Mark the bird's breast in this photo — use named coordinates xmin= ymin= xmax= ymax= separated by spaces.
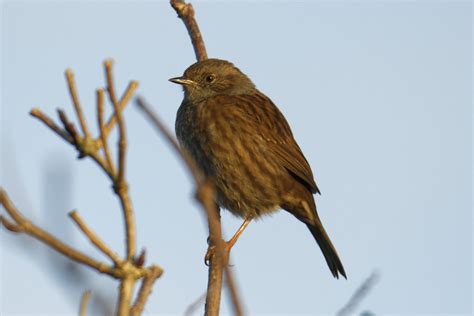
xmin=175 ymin=98 xmax=284 ymax=218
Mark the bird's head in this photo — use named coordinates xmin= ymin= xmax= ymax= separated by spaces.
xmin=169 ymin=58 xmax=255 ymax=102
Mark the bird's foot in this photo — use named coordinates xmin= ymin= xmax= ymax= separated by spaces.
xmin=204 ymin=241 xmax=231 ymax=266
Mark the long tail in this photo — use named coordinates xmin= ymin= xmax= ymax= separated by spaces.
xmin=282 ymin=183 xmax=346 ymax=279
xmin=306 ymin=219 xmax=346 ymax=279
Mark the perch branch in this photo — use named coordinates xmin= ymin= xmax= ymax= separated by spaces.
xmin=170 ymin=0 xmax=208 ymax=61
xmin=169 ymin=1 xmax=245 ymax=314
xmin=136 ymin=97 xmax=243 ymax=316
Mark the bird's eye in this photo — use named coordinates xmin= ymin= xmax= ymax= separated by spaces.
xmin=206 ymin=74 xmax=215 ymax=83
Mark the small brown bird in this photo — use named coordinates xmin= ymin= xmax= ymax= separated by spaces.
xmin=171 ymin=58 xmax=346 ymax=279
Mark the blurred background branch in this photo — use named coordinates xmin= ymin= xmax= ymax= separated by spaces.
xmin=337 ymin=271 xmax=380 ymax=316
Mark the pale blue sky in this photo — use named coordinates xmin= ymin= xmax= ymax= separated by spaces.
xmin=1 ymin=1 xmax=472 ymax=315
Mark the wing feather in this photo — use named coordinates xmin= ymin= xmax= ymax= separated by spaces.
xmin=214 ymin=93 xmax=320 ymax=194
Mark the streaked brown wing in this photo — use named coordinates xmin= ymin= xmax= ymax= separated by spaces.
xmin=269 ymin=141 xmax=320 ymax=194
xmin=217 ymin=93 xmax=320 ymax=194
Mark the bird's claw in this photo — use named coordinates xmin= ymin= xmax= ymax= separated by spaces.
xmin=204 ymin=245 xmax=216 ymax=266
xmin=204 ymin=242 xmax=233 ymax=266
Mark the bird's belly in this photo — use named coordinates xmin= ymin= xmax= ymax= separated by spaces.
xmin=206 ymin=139 xmax=285 ymax=218
xmin=176 ymin=102 xmax=286 ymax=218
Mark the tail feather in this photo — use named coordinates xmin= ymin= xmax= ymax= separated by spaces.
xmin=306 ymin=221 xmax=346 ymax=279
xmin=282 ymin=183 xmax=346 ymax=279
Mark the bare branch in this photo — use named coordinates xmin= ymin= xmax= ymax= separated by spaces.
xmin=166 ymin=2 xmax=246 ymax=313
xmin=170 ymin=0 xmax=208 ymax=61
xmin=57 ymin=109 xmax=81 ymax=146
xmin=103 ymin=81 xmax=139 ymax=138
xmin=135 ymin=97 xmax=203 ymax=182
xmin=65 ymin=69 xmax=91 ymax=137
xmin=197 ymin=184 xmax=225 ymax=316
xmin=118 ymin=275 xmax=135 ymax=316
xmin=184 ymin=292 xmax=206 ymax=316
xmin=97 ymin=88 xmax=116 ymax=174
xmin=69 ymin=210 xmax=122 ymax=266
xmin=130 ymin=265 xmax=164 ymax=316
xmin=224 ymin=265 xmax=244 ymax=316
xmin=30 ymin=108 xmax=74 ymax=144
xmin=0 ymin=215 xmax=23 ymax=233
xmin=104 ymin=61 xmax=136 ymax=262
xmin=79 ymin=290 xmax=92 ymax=316
xmin=0 ymin=188 xmax=120 ymax=278
xmin=104 ymin=60 xmax=119 ymax=106
xmin=3 ymin=61 xmax=161 ymax=315
xmin=337 ymin=271 xmax=380 ymax=316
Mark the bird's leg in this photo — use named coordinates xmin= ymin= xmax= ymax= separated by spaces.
xmin=205 ymin=217 xmax=252 ymax=266
xmin=227 ymin=217 xmax=252 ymax=249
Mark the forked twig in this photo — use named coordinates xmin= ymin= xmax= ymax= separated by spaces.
xmin=1 ymin=61 xmax=162 ymax=316
xmin=130 ymin=265 xmax=164 ymax=316
xmin=0 ymin=188 xmax=120 ymax=278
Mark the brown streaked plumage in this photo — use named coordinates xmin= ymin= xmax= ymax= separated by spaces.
xmin=171 ymin=58 xmax=346 ymax=279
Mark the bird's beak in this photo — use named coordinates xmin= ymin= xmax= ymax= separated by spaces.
xmin=169 ymin=76 xmax=197 ymax=86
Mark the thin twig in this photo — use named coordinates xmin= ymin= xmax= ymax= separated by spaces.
xmin=30 ymin=108 xmax=74 ymax=144
xmin=104 ymin=60 xmax=119 ymax=110
xmin=104 ymin=60 xmax=136 ymax=261
xmin=135 ymin=97 xmax=203 ymax=182
xmin=57 ymin=109 xmax=81 ymax=145
xmin=103 ymin=81 xmax=139 ymax=138
xmin=5 ymin=61 xmax=159 ymax=316
xmin=224 ymin=265 xmax=244 ymax=316
xmin=103 ymin=61 xmax=139 ymax=315
xmin=184 ymin=292 xmax=207 ymax=316
xmin=69 ymin=210 xmax=122 ymax=266
xmin=31 ymin=107 xmax=113 ymax=179
xmin=130 ymin=265 xmax=164 ymax=316
xmin=0 ymin=188 xmax=121 ymax=278
xmin=170 ymin=0 xmax=208 ymax=61
xmin=106 ymin=61 xmax=127 ymax=186
xmin=337 ymin=271 xmax=380 ymax=316
xmin=79 ymin=290 xmax=92 ymax=316
xmin=97 ymin=88 xmax=116 ymax=174
xmin=65 ymin=69 xmax=91 ymax=137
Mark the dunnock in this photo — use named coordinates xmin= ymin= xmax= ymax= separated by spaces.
xmin=171 ymin=58 xmax=346 ymax=279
